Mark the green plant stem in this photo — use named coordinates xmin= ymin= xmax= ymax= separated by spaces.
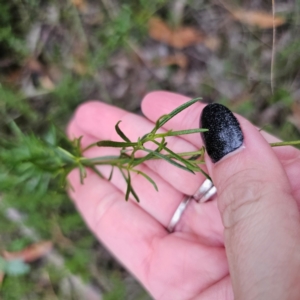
xmin=270 ymin=141 xmax=300 ymax=147
xmin=79 ymin=150 xmax=205 ymax=167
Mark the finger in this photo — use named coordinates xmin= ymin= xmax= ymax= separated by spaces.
xmin=67 ymin=118 xmax=96 ymax=146
xmin=197 ymin=276 xmax=233 ymax=300
xmin=68 ymin=170 xmax=229 ymax=300
xmin=69 ymin=119 xmax=224 ymax=245
xmin=141 ymin=91 xmax=300 ymax=161
xmin=201 ymin=103 xmax=300 ymax=299
xmin=82 ymin=145 xmax=183 ymax=228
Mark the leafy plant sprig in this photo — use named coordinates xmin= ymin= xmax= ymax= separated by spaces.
xmin=75 ymin=97 xmax=210 ymax=202
xmin=1 ymin=97 xmax=300 ymax=203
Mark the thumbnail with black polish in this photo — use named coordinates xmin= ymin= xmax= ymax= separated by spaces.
xmin=200 ymin=103 xmax=244 ymax=163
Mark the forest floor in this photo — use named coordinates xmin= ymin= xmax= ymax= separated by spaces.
xmin=0 ymin=0 xmax=299 ymax=299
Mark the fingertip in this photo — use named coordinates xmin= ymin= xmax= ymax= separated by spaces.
xmin=73 ymin=100 xmax=126 ymax=140
xmin=73 ymin=100 xmax=102 ymax=125
xmin=141 ymin=90 xmax=190 ymax=115
xmin=66 ymin=118 xmax=98 ymax=149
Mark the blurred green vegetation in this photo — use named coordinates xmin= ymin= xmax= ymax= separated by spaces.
xmin=1 ymin=0 xmax=300 ymax=298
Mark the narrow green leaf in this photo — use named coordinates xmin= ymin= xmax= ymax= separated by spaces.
xmin=158 ymin=138 xmax=167 ymax=151
xmin=143 ymin=148 xmax=195 ymax=174
xmin=151 ymin=115 xmax=168 ymax=134
xmin=119 ymin=168 xmax=140 ymax=202
xmin=155 ymin=97 xmax=202 ymax=130
xmin=97 ymin=140 xmax=137 ymax=147
xmin=90 ymin=166 xmax=104 ymax=179
xmin=130 ymin=185 xmax=140 ymax=203
xmin=187 ymin=154 xmax=201 ymax=161
xmin=76 ymin=136 xmax=83 ymax=149
xmin=8 ymin=121 xmax=24 ymax=139
xmin=131 ymin=150 xmax=156 ymax=167
xmin=82 ymin=142 xmax=98 ymax=152
xmin=108 ymin=167 xmax=114 ymax=181
xmin=119 ymin=168 xmax=131 ymax=201
xmin=78 ymin=164 xmax=86 ymax=184
xmin=133 ymin=169 xmax=158 ymax=191
xmin=198 ymin=167 xmax=212 ymax=181
xmin=125 ymin=171 xmax=131 ymax=201
xmin=115 ymin=121 xmax=131 ymax=142
xmin=56 ymin=147 xmax=76 ymax=163
xmin=154 ymin=128 xmax=208 ymax=137
xmin=44 ymin=124 xmax=57 ymax=146
xmin=152 ymin=141 xmax=196 ymax=171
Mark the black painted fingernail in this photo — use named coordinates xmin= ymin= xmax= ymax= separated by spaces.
xmin=200 ymin=103 xmax=244 ymax=163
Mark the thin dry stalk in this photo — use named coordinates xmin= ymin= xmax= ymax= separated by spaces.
xmin=271 ymin=0 xmax=276 ymax=94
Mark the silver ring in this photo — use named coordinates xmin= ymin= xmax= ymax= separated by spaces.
xmin=167 ymin=179 xmax=217 ymax=233
xmin=193 ymin=179 xmax=214 ymax=202
xmin=167 ymin=195 xmax=192 ymax=233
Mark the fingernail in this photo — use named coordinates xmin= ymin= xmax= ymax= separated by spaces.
xmin=200 ymin=103 xmax=244 ymax=163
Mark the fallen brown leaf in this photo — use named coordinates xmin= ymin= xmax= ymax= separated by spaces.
xmin=71 ymin=0 xmax=87 ymax=12
xmin=39 ymin=75 xmax=55 ymax=90
xmin=203 ymin=36 xmax=220 ymax=51
xmin=27 ymin=58 xmax=43 ymax=73
xmin=157 ymin=53 xmax=188 ymax=69
xmin=231 ymin=9 xmax=285 ymax=29
xmin=27 ymin=58 xmax=56 ymax=91
xmin=148 ymin=17 xmax=204 ymax=49
xmin=72 ymin=59 xmax=89 ymax=75
xmin=4 ymin=69 xmax=23 ymax=85
xmin=2 ymin=241 xmax=53 ymax=263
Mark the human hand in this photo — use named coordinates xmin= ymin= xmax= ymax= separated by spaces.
xmin=67 ymin=91 xmax=300 ymax=300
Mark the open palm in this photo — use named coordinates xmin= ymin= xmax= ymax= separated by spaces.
xmin=67 ymin=91 xmax=300 ymax=300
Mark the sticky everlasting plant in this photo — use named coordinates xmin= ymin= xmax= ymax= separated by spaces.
xmin=1 ymin=97 xmax=300 ymax=203
xmin=0 ymin=98 xmax=208 ymax=202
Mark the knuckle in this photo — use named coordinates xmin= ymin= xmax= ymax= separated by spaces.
xmin=218 ymin=168 xmax=267 ymax=229
xmin=94 ymin=191 xmax=119 ymax=231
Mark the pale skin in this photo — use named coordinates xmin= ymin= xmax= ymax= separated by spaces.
xmin=67 ymin=91 xmax=300 ymax=300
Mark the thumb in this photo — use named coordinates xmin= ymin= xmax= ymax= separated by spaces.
xmin=200 ymin=103 xmax=300 ymax=300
